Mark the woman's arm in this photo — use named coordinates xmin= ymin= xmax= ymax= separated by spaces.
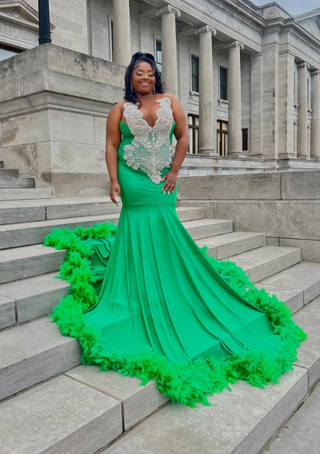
xmin=106 ymin=103 xmax=122 ymax=204
xmin=161 ymin=94 xmax=189 ymax=193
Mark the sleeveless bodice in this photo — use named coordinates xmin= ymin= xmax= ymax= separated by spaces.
xmin=119 ymin=97 xmax=176 ymax=184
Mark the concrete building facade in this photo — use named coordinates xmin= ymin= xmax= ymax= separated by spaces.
xmin=1 ymin=0 xmax=320 ymax=195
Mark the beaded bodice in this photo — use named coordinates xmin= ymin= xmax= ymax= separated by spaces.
xmin=122 ymin=97 xmax=175 ymax=184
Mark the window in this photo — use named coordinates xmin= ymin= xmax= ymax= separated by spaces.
xmin=217 ymin=120 xmax=228 ymax=156
xmin=110 ymin=20 xmax=114 ymax=62
xmin=242 ymin=128 xmax=248 ymax=151
xmin=220 ymin=67 xmax=228 ymax=101
xmin=0 ymin=44 xmax=21 ymax=62
xmin=188 ymin=114 xmax=199 ymax=154
xmin=156 ymin=40 xmax=162 ymax=72
xmin=191 ymin=55 xmax=199 ymax=93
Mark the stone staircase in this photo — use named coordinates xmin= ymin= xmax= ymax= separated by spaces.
xmin=0 ymin=196 xmax=319 ymax=453
xmin=0 ymin=161 xmax=52 ymax=201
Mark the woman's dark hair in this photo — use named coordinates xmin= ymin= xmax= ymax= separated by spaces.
xmin=124 ymin=52 xmax=164 ymax=106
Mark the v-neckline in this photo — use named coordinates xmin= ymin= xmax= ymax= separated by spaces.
xmin=122 ymin=97 xmax=170 ymax=129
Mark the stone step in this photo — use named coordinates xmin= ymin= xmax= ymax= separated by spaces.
xmin=0 ymin=375 xmax=122 ymax=454
xmin=182 ymin=218 xmax=233 ymax=240
xmin=0 ymin=199 xmax=204 ymax=225
xmin=0 ymin=188 xmax=52 ymax=201
xmin=0 ymin=207 xmax=205 ymax=250
xmin=0 ymin=169 xmax=18 ymax=177
xmin=0 ymin=212 xmax=213 ymax=284
xmin=263 ymin=381 xmax=320 ymax=454
xmin=0 ymin=244 xmax=65 ymax=284
xmin=228 ymin=246 xmax=301 ymax=283
xmin=0 ymin=278 xmax=318 ymax=453
xmin=0 ymin=213 xmax=121 ymax=250
xmin=0 ymin=197 xmax=119 ymax=225
xmin=179 ymin=167 xmax=263 ymax=176
xmin=196 ymin=231 xmax=265 ymax=259
xmin=2 ymin=256 xmax=316 ymax=332
xmin=66 ymin=366 xmax=169 ymax=432
xmin=102 ymin=368 xmax=308 ymax=454
xmin=262 ymin=298 xmax=320 ymax=453
xmin=0 ymin=273 xmax=69 ymax=330
xmin=2 ymin=296 xmax=318 ymax=453
xmin=255 ymin=284 xmax=304 ymax=315
xmin=0 ymin=175 xmax=35 ymax=188
xmin=0 ymin=317 xmax=81 ymax=402
xmin=182 ymin=155 xmax=266 ymax=168
xmin=101 ymin=299 xmax=320 ymax=454
xmin=259 ymin=262 xmax=320 ymax=308
xmin=292 ymin=297 xmax=320 ymax=389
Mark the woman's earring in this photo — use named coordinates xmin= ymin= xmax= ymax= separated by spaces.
xmin=131 ymin=82 xmax=134 ymax=92
xmin=153 ymin=87 xmax=156 ymax=94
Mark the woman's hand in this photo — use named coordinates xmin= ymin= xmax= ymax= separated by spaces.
xmin=110 ymin=180 xmax=121 ymax=205
xmin=161 ymin=170 xmax=178 ymax=194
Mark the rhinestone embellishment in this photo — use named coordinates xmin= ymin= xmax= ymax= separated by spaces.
xmin=123 ymin=97 xmax=175 ymax=184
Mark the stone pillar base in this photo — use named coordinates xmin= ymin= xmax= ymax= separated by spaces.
xmin=277 ymin=153 xmax=296 ymax=160
xmin=198 ymin=147 xmax=219 ymax=156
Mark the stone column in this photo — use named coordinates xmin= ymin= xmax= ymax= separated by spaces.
xmin=156 ymin=5 xmax=181 ymax=97
xmin=226 ymin=41 xmax=244 ymax=156
xmin=195 ymin=25 xmax=217 ymax=155
xmin=278 ymin=51 xmax=295 ymax=159
xmin=113 ymin=0 xmax=131 ymax=66
xmin=311 ymin=70 xmax=320 ymax=158
xmin=250 ymin=53 xmax=262 ymax=157
xmin=297 ymin=62 xmax=310 ymax=157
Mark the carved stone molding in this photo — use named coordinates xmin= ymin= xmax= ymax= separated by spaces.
xmin=0 ymin=20 xmax=37 ymax=46
xmin=225 ymin=40 xmax=245 ymax=50
xmin=311 ymin=69 xmax=320 ymax=76
xmin=263 ymin=25 xmax=282 ymax=35
xmin=0 ymin=0 xmax=54 ymax=49
xmin=156 ymin=5 xmax=181 ymax=18
xmin=297 ymin=62 xmax=311 ymax=69
xmin=195 ymin=25 xmax=217 ymax=36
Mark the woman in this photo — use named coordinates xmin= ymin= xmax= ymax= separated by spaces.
xmin=46 ymin=52 xmax=307 ymax=407
xmin=106 ymin=52 xmax=189 ymax=205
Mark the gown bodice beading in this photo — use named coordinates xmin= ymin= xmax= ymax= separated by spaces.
xmin=119 ymin=97 xmax=176 ymax=185
xmin=117 ymin=97 xmax=177 ymax=207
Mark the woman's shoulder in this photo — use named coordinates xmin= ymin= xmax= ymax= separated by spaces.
xmin=160 ymin=93 xmax=176 ymax=102
xmin=110 ymin=100 xmax=127 ymax=117
xmin=114 ymin=100 xmax=127 ymax=109
xmin=160 ymin=94 xmax=181 ymax=107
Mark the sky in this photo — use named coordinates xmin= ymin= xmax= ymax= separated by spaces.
xmin=253 ymin=0 xmax=320 ymax=15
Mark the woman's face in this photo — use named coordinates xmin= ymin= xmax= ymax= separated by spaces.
xmin=131 ymin=61 xmax=156 ymax=95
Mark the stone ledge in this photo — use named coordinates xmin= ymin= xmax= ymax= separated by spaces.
xmin=213 ymin=201 xmax=320 ymax=240
xmin=178 ymin=171 xmax=320 ymax=201
xmin=0 ymin=44 xmax=125 ymax=88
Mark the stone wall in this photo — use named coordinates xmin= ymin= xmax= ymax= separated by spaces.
xmin=177 ymin=171 xmax=320 ymax=263
xmin=0 ymin=44 xmax=125 ymax=197
xmin=26 ymin=0 xmax=88 ymax=54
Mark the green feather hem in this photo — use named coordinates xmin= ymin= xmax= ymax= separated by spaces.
xmin=44 ymin=222 xmax=308 ymax=407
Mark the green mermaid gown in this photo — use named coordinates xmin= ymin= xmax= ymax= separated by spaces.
xmin=45 ymin=97 xmax=307 ymax=406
